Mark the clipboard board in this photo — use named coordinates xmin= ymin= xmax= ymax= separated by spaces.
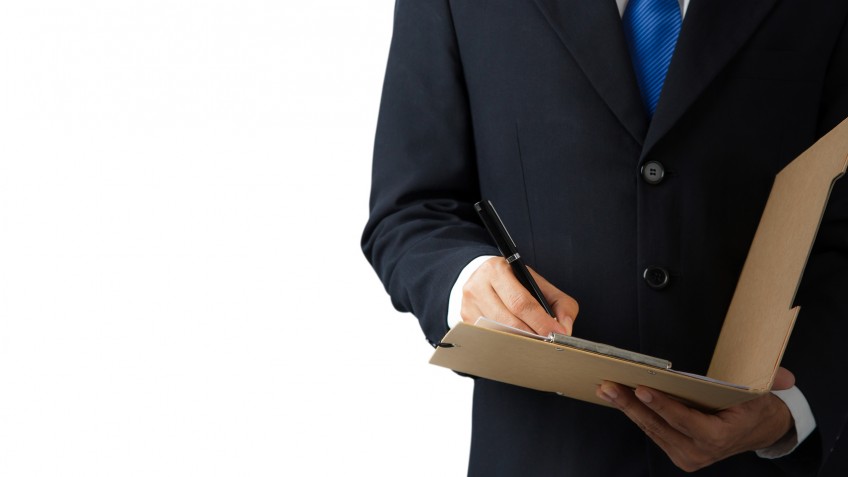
xmin=430 ymin=117 xmax=848 ymax=411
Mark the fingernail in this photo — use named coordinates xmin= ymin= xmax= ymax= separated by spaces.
xmin=635 ymin=388 xmax=652 ymax=403
xmin=596 ymin=387 xmax=613 ymax=403
xmin=600 ymin=383 xmax=618 ymax=400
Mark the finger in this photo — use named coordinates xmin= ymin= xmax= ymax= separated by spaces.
xmin=634 ymin=386 xmax=796 ymax=468
xmin=490 ymin=266 xmax=568 ymax=336
xmin=458 ymin=300 xmax=482 ymax=325
xmin=772 ymin=367 xmax=795 ymax=391
xmin=631 ymin=386 xmax=715 ymax=439
xmin=598 ymin=383 xmax=718 ymax=472
xmin=461 ymin=259 xmax=535 ymax=333
xmin=596 ymin=382 xmax=690 ymax=454
xmin=464 ymin=257 xmax=568 ymax=335
xmin=471 ymin=283 xmax=535 ymax=333
xmin=528 ymin=267 xmax=579 ymax=334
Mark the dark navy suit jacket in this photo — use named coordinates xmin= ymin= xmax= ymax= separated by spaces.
xmin=363 ymin=1 xmax=848 ymax=475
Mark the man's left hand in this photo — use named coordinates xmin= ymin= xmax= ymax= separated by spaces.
xmin=596 ymin=367 xmax=796 ymax=472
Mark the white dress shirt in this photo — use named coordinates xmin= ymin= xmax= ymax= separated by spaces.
xmin=445 ymin=0 xmax=816 ymax=456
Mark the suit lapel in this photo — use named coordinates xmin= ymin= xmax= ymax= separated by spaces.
xmin=533 ymin=0 xmax=648 ymax=145
xmin=642 ymin=0 xmax=781 ymax=159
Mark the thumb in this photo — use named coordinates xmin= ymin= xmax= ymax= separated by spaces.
xmin=772 ymin=367 xmax=795 ymax=391
xmin=527 ymin=267 xmax=579 ymax=335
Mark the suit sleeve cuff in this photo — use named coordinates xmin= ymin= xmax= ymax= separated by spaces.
xmin=446 ymin=255 xmax=498 ymax=329
xmin=755 ymin=386 xmax=817 ymax=459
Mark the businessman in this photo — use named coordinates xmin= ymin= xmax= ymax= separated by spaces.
xmin=363 ymin=0 xmax=848 ymax=475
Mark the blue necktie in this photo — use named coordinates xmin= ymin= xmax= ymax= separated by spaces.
xmin=622 ymin=0 xmax=682 ymax=117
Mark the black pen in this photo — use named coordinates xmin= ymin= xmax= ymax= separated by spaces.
xmin=474 ymin=200 xmax=557 ymax=319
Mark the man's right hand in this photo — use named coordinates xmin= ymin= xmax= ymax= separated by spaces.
xmin=460 ymin=257 xmax=579 ymax=337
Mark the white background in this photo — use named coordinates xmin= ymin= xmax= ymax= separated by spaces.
xmin=0 ymin=2 xmax=472 ymax=475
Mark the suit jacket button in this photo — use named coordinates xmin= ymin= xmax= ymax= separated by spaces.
xmin=643 ymin=266 xmax=670 ymax=290
xmin=641 ymin=161 xmax=666 ymax=185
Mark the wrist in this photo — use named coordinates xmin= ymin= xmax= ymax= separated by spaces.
xmin=761 ymin=394 xmax=795 ymax=450
xmin=756 ymin=386 xmax=816 ymax=459
xmin=755 ymin=394 xmax=798 ymax=458
xmin=446 ymin=255 xmax=498 ymax=328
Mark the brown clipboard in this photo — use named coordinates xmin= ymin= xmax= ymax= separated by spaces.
xmin=430 ymin=117 xmax=848 ymax=411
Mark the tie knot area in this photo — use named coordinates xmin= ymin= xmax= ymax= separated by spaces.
xmin=622 ymin=0 xmax=683 ymax=116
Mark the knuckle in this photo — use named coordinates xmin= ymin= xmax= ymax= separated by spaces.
xmin=459 ymin=303 xmax=476 ymax=323
xmin=704 ymin=427 xmax=729 ymax=449
xmin=710 ymin=438 xmax=729 ymax=452
xmin=461 ymin=281 xmax=477 ymax=300
xmin=475 ymin=258 xmax=499 ymax=277
xmin=554 ymin=295 xmax=579 ymax=319
xmin=569 ymin=298 xmax=580 ymax=315
xmin=646 ymin=398 xmax=664 ymax=414
xmin=616 ymin=397 xmax=635 ymax=413
xmin=488 ymin=257 xmax=508 ymax=272
xmin=506 ymin=292 xmax=534 ymax=315
xmin=637 ymin=418 xmax=663 ymax=438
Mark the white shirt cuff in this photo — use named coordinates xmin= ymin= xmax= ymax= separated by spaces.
xmin=446 ymin=255 xmax=498 ymax=329
xmin=755 ymin=386 xmax=817 ymax=459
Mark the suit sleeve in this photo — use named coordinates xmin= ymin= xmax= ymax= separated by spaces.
xmin=361 ymin=0 xmax=498 ymax=346
xmin=779 ymin=9 xmax=848 ymax=473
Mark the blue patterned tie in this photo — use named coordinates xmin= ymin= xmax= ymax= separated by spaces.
xmin=622 ymin=0 xmax=682 ymax=117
